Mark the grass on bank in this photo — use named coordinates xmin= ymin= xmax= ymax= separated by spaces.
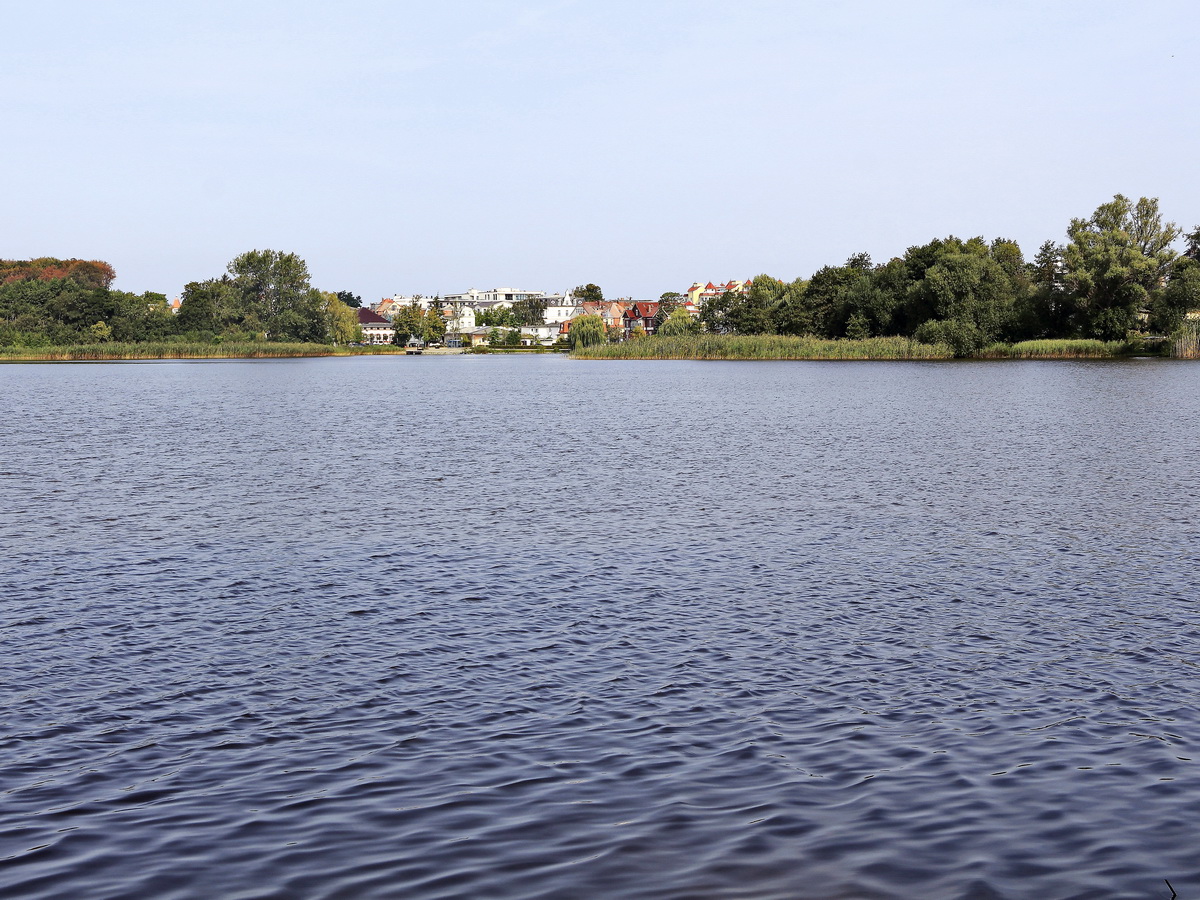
xmin=571 ymin=334 xmax=955 ymax=360
xmin=0 ymin=341 xmax=411 ymax=361
xmin=570 ymin=333 xmax=1166 ymax=361
xmin=976 ymin=339 xmax=1131 ymax=359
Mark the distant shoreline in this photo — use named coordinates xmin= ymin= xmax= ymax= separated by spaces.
xmin=0 ymin=343 xmax=461 ymax=362
xmin=1 ymin=336 xmax=1183 ymax=363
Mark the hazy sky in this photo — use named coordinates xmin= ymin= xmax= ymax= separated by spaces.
xmin=3 ymin=1 xmax=1198 ymax=302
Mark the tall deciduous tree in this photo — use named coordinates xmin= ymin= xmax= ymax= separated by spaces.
xmin=227 ymin=249 xmax=328 ymax=341
xmin=177 ymin=276 xmax=246 ymax=337
xmin=572 ymin=284 xmax=604 ymax=304
xmin=391 ymin=302 xmax=426 ymax=344
xmin=1063 ymin=194 xmax=1181 ymax=339
xmin=909 ymin=252 xmax=1016 ymax=351
xmin=422 ymin=307 xmax=447 ymax=343
xmin=798 ymin=259 xmax=871 ymax=336
xmin=656 ymin=292 xmax=684 ymax=327
xmin=511 ymin=295 xmax=547 ymax=326
xmin=1184 ymin=225 xmax=1200 ymax=262
xmin=110 ymin=291 xmax=175 ymax=342
xmin=699 ymin=287 xmax=734 ymax=333
xmin=1014 ymin=240 xmax=1070 ymax=338
xmin=1153 ymin=256 xmax=1200 ymax=333
xmin=727 ymin=274 xmax=783 ymax=334
xmin=772 ymin=278 xmax=812 ymax=335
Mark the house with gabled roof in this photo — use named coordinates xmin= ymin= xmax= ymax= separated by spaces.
xmin=684 ymin=279 xmax=752 ymax=308
xmin=622 ymin=302 xmax=660 ymax=337
xmin=357 ymin=308 xmax=394 ymax=345
xmin=580 ymin=300 xmax=630 ymax=333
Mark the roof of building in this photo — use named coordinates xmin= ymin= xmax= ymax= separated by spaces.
xmin=625 ymin=302 xmax=660 ymax=318
xmin=357 ymin=308 xmax=391 ymax=325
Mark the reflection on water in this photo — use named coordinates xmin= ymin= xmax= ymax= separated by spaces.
xmin=2 ymin=356 xmax=1199 ymax=899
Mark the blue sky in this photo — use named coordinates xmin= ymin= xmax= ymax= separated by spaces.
xmin=2 ymin=0 xmax=1197 ymax=302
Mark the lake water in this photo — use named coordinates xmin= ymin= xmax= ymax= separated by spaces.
xmin=2 ymin=355 xmax=1199 ymax=899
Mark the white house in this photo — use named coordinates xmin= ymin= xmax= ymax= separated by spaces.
xmin=357 ymin=308 xmax=395 ymax=345
xmin=542 ymin=294 xmax=579 ymax=326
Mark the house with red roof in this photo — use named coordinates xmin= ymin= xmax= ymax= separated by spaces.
xmin=622 ymin=302 xmax=660 ymax=338
xmin=357 ymin=308 xmax=394 ymax=345
xmin=684 ymin=279 xmax=752 ymax=308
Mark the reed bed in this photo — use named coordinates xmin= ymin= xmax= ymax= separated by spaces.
xmin=571 ymin=334 xmax=954 ymax=360
xmin=0 ymin=342 xmax=394 ymax=361
xmin=1170 ymin=326 xmax=1200 ymax=359
xmin=977 ymin=339 xmax=1129 ymax=359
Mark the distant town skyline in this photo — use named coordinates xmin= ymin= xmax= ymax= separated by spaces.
xmin=3 ymin=0 xmax=1198 ymax=302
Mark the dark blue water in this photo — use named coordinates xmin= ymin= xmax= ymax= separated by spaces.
xmin=2 ymin=355 xmax=1199 ymax=899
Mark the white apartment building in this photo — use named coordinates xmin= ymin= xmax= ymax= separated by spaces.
xmin=442 ymin=287 xmax=546 ymax=306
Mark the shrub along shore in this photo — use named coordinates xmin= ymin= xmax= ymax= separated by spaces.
xmin=568 ymin=334 xmax=1150 ymax=361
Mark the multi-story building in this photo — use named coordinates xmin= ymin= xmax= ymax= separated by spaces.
xmin=542 ymin=294 xmax=578 ymax=326
xmin=622 ymin=302 xmax=661 ymax=337
xmin=683 ymin=280 xmax=753 ymax=308
xmin=357 ymin=308 xmax=395 ymax=345
xmin=442 ymin=288 xmax=546 ymax=306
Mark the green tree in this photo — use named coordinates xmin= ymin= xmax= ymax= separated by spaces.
xmin=659 ymin=306 xmax=700 ymax=336
xmin=727 ymin=274 xmax=783 ymax=334
xmin=908 ymin=252 xmax=1017 ymax=350
xmin=1185 ymin=225 xmax=1200 ymax=262
xmin=1063 ymin=194 xmax=1181 ymax=339
xmin=511 ymin=296 xmax=547 ymax=326
xmin=1152 ymin=256 xmax=1200 ymax=333
xmin=110 ymin=291 xmax=175 ymax=342
xmin=323 ymin=291 xmax=361 ymax=344
xmin=422 ymin=307 xmax=447 ymax=343
xmin=227 ymin=249 xmax=326 ymax=341
xmin=573 ymin=283 xmax=604 ymax=304
xmin=336 ymin=290 xmax=362 ymax=308
xmin=772 ymin=279 xmax=812 ymax=335
xmin=699 ymin=287 xmax=735 ymax=333
xmin=391 ymin=302 xmax=427 ymax=344
xmin=0 ymin=276 xmax=108 ymax=343
xmin=1011 ymin=240 xmax=1067 ymax=338
xmin=177 ymin=277 xmax=245 ymax=338
xmin=476 ymin=306 xmax=517 ymax=328
xmin=569 ymin=314 xmax=606 ymax=348
xmin=798 ymin=259 xmax=871 ymax=336
xmin=656 ymin=291 xmax=684 ymax=327
xmin=845 ymin=312 xmax=870 ymax=340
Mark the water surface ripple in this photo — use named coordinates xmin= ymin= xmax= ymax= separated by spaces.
xmin=2 ymin=356 xmax=1199 ymax=899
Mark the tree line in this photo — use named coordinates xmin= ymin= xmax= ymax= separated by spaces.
xmin=691 ymin=195 xmax=1200 ymax=356
xmin=5 ymin=196 xmax=1197 ymax=352
xmin=0 ymin=250 xmax=361 ymax=347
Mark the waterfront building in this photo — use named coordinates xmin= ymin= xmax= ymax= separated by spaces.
xmin=357 ymin=308 xmax=394 ymax=345
xmin=622 ymin=302 xmax=661 ymax=337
